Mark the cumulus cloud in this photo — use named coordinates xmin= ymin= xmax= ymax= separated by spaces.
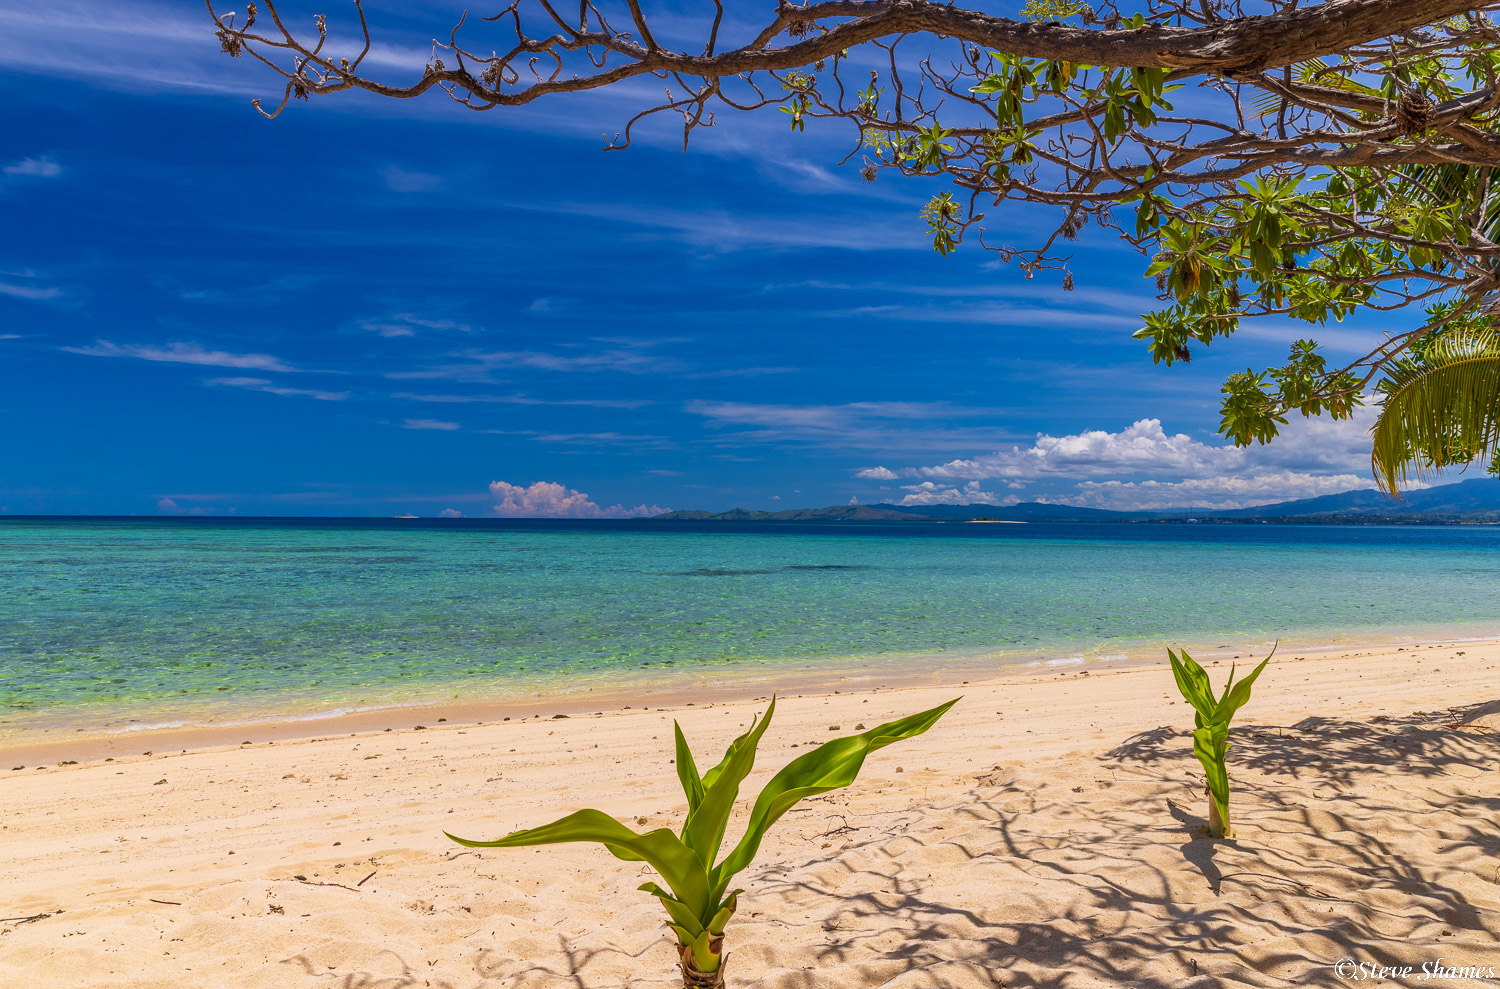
xmin=915 ymin=418 xmax=1237 ymax=481
xmin=862 ymin=408 xmax=1402 ymax=511
xmin=439 ymin=508 xmax=463 ymax=518
xmin=156 ymin=496 xmax=220 ymax=515
xmin=208 ymin=377 xmax=348 ymax=401
xmin=489 ymin=480 xmax=667 ymax=518
xmin=64 ymin=340 xmax=296 ymax=371
xmin=902 ymin=410 xmax=1379 ymax=483
xmin=898 ymin=480 xmax=1020 ymax=507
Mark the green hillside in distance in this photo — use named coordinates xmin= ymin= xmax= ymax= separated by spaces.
xmin=650 ymin=478 xmax=1500 ymax=523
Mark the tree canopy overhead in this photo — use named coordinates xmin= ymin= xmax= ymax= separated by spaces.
xmin=207 ymin=0 xmax=1500 ymax=486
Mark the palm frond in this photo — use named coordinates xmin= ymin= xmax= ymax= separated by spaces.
xmin=1371 ymin=328 xmax=1500 ymax=495
xmin=1251 ymin=59 xmax=1382 ymax=117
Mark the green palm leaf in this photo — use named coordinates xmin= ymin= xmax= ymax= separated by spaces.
xmin=1250 ymin=59 xmax=1381 ymax=117
xmin=1370 ymin=328 xmax=1500 ymax=495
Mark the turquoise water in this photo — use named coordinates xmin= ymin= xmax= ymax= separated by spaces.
xmin=4 ymin=517 xmax=1500 ymax=734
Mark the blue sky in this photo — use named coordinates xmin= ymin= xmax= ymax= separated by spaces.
xmin=0 ymin=1 xmax=1411 ymax=516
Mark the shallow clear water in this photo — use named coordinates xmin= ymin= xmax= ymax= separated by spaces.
xmin=3 ymin=517 xmax=1500 ymax=732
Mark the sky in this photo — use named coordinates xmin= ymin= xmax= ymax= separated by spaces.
xmin=0 ymin=1 xmax=1426 ymax=517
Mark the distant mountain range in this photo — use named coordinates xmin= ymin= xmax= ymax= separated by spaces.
xmin=651 ymin=477 xmax=1500 ymax=523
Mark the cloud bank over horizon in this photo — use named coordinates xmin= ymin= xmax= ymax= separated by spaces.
xmin=857 ymin=408 xmax=1420 ymax=512
xmin=488 ymin=480 xmax=666 ymax=519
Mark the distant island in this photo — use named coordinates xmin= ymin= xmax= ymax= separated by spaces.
xmin=651 ymin=477 xmax=1500 ymax=524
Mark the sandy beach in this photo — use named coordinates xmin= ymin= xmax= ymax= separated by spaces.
xmin=3 ymin=639 xmax=1498 ymax=988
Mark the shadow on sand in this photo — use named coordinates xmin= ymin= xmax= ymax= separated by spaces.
xmin=291 ymin=703 xmax=1500 ymax=988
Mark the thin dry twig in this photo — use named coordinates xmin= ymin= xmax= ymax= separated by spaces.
xmin=0 ymin=910 xmax=60 ymax=925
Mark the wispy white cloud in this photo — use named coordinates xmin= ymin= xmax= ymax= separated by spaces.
xmin=380 ymin=166 xmax=443 ymax=192
xmin=389 ymin=343 xmax=683 ymax=382
xmin=528 ymin=431 xmax=672 ymax=448
xmin=0 ymin=1 xmax=433 ymax=99
xmin=394 ymin=391 xmax=648 ymax=409
xmin=761 ymin=278 xmax=1158 ymax=312
xmin=1068 ymin=472 xmax=1379 ymax=512
xmin=1235 ymin=316 xmax=1398 ymax=357
xmin=515 ymin=198 xmax=927 ymax=253
xmin=64 ymin=340 xmax=296 ymax=371
xmin=360 ymin=312 xmax=476 ymax=337
xmin=476 ymin=348 xmax=675 ymax=373
xmin=822 ymin=301 xmax=1141 ymax=329
xmin=489 ymin=479 xmax=666 ymax=518
xmin=207 ymin=376 xmax=349 ymax=401
xmin=689 ymin=400 xmax=999 ymax=428
xmin=402 ymin=418 xmax=460 ymax=431
xmin=687 ymin=399 xmax=1020 ymax=451
xmin=0 ymin=281 xmax=62 ymax=300
xmin=3 ymin=156 xmax=61 ymax=178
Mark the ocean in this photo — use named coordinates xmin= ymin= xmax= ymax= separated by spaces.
xmin=4 ymin=516 xmax=1499 ymax=736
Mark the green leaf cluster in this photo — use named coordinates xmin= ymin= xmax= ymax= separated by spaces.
xmin=446 ymin=697 xmax=958 ymax=974
xmin=922 ymin=191 xmax=964 ymax=256
xmin=1126 ymin=164 xmax=1500 ymax=446
xmin=951 ymin=41 xmax=1500 ymax=466
xmin=779 ymin=71 xmax=816 ymax=131
xmin=1215 ymin=341 xmax=1363 ymax=447
xmin=1019 ymin=0 xmax=1085 ymax=23
xmin=969 ymin=56 xmax=1168 ymax=145
xmin=1168 ymin=647 xmax=1272 ymax=838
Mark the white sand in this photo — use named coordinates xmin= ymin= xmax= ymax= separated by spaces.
xmin=2 ymin=639 xmax=1498 ymax=987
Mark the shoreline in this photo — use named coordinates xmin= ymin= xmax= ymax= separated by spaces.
xmin=3 ymin=630 xmax=1497 ymax=987
xmin=5 ymin=625 xmax=1495 ymax=766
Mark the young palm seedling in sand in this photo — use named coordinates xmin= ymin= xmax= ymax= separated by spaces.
xmin=1169 ymin=646 xmax=1273 ymax=839
xmin=447 ymin=696 xmax=957 ymax=988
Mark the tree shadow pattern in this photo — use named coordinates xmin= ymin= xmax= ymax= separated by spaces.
xmin=288 ymin=706 xmax=1500 ymax=988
